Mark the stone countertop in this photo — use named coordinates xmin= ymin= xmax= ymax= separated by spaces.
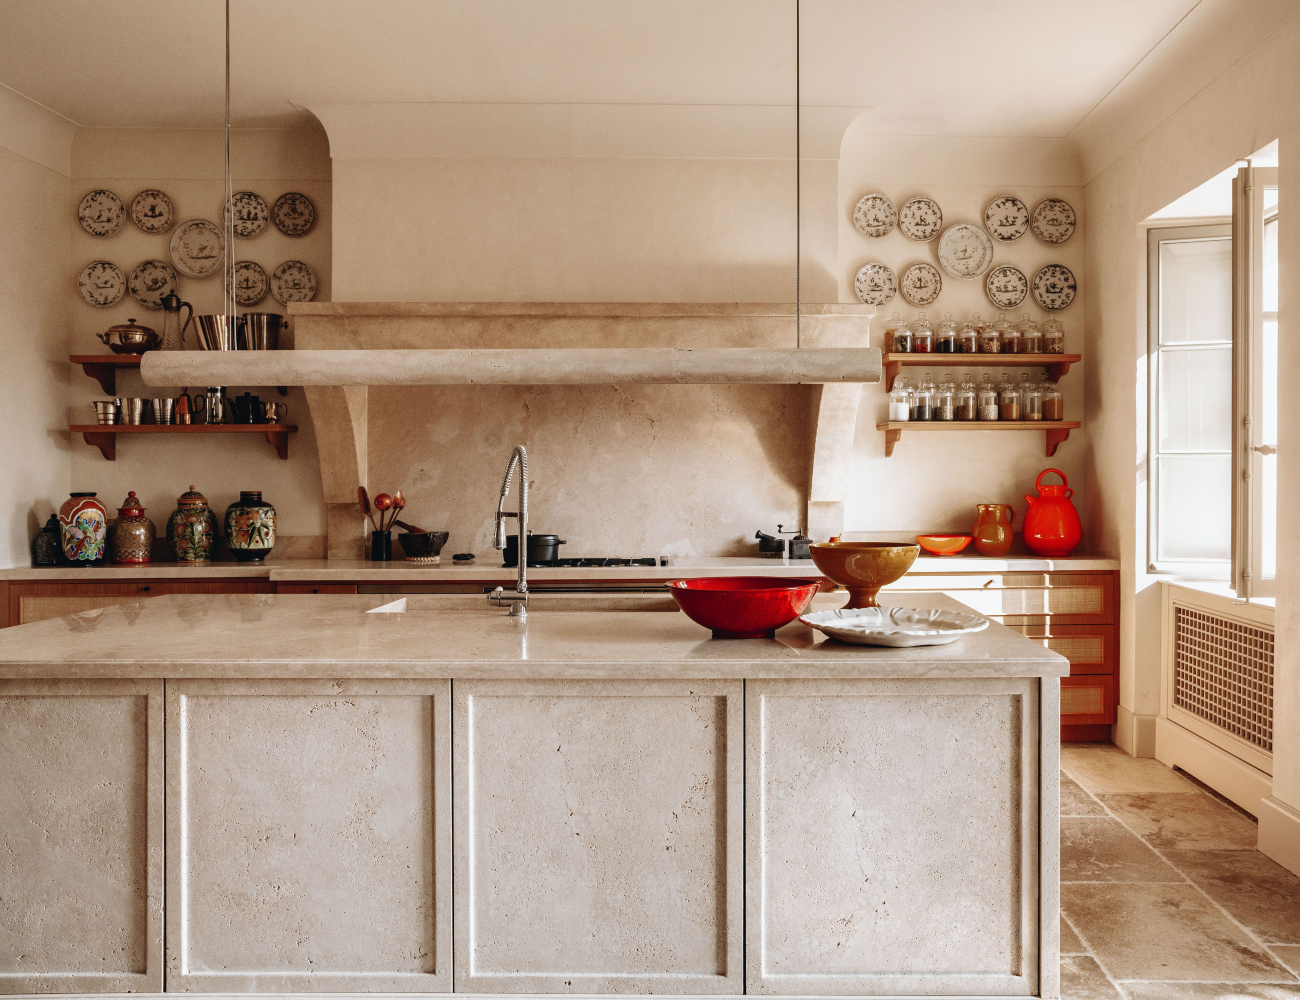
xmin=0 ymin=591 xmax=1068 ymax=681
xmin=0 ymin=554 xmax=1121 ymax=581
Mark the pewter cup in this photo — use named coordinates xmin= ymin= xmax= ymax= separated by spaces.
xmin=265 ymin=401 xmax=288 ymax=423
xmin=124 ymin=398 xmax=146 ymax=425
xmin=194 ymin=314 xmax=238 ymax=351
xmin=151 ymin=398 xmax=175 ymax=425
xmin=239 ymin=312 xmax=283 ymax=350
xmin=92 ymin=400 xmax=119 ymax=425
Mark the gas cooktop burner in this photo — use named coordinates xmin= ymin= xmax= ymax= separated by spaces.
xmin=517 ymin=557 xmax=663 ymax=568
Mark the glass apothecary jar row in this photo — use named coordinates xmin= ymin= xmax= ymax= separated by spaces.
xmin=883 ymin=311 xmax=1065 ymax=355
xmin=888 ymin=372 xmax=1065 ymax=422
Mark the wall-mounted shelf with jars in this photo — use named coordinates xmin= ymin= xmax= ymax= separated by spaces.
xmin=882 ymin=353 xmax=1081 ymax=391
xmin=875 ymin=420 xmax=1081 ymax=458
xmin=70 ymin=424 xmax=297 ymax=462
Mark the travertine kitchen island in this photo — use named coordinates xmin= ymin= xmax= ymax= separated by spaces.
xmin=0 ymin=593 xmax=1065 ymax=999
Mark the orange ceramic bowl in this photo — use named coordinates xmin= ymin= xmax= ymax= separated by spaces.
xmin=668 ymin=577 xmax=822 ymax=639
xmin=916 ymin=534 xmax=974 ymax=556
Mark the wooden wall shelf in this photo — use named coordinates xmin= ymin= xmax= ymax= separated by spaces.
xmin=70 ymin=424 xmax=297 ymax=461
xmin=70 ymin=355 xmax=141 ymax=395
xmin=876 ymin=420 xmax=1081 ymax=458
xmin=883 ymin=353 xmax=1081 ymax=390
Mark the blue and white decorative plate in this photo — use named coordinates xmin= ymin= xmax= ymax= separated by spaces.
xmin=901 ymin=262 xmax=942 ymax=305
xmin=128 ymin=259 xmax=177 ymax=310
xmin=985 ymin=264 xmax=1028 ymax=308
xmin=984 ymin=195 xmax=1030 ymax=241
xmin=1032 ymin=264 xmax=1077 ymax=311
xmin=852 ymin=193 xmax=896 ymax=238
xmin=169 ymin=219 xmax=224 ymax=278
xmin=78 ymin=189 xmax=126 ymax=237
xmin=1031 ymin=198 xmax=1076 ymax=244
xmin=271 ymin=260 xmax=316 ymax=304
xmin=78 ymin=261 xmax=126 ymax=306
xmin=898 ymin=197 xmax=943 ymax=242
xmin=273 ymin=192 xmax=315 ymax=236
xmin=226 ymin=192 xmax=269 ymax=239
xmin=853 ymin=262 xmax=897 ymax=306
xmin=130 ymin=189 xmax=174 ymax=234
xmin=937 ymin=223 xmax=994 ymax=279
xmin=233 ymin=261 xmax=269 ymax=306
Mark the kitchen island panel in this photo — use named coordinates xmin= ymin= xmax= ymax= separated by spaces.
xmin=0 ymin=679 xmax=163 ymax=994
xmin=453 ymin=679 xmax=743 ymax=995
xmin=164 ymin=679 xmax=451 ymax=992
xmin=746 ymin=678 xmax=1041 ymax=997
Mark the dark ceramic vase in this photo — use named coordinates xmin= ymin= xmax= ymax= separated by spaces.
xmin=32 ymin=514 xmax=62 ymax=566
xmin=167 ymin=486 xmax=217 ymax=564
xmin=371 ymin=530 xmax=392 ymax=561
xmin=224 ymin=490 xmax=276 ymax=562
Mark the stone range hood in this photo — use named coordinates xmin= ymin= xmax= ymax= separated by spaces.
xmin=147 ymin=303 xmax=880 ymax=556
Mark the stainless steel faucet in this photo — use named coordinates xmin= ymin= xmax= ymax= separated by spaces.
xmin=488 ymin=445 xmax=528 ymax=617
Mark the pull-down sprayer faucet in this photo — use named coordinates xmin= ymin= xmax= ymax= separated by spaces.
xmin=488 ymin=445 xmax=528 ymax=617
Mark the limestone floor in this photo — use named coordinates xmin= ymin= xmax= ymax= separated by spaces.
xmin=1059 ymin=743 xmax=1300 ymax=999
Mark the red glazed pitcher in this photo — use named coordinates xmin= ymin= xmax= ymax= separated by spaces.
xmin=1023 ymin=469 xmax=1082 ymax=557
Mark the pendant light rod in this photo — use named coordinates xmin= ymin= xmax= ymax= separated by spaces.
xmin=224 ymin=0 xmax=237 ymax=333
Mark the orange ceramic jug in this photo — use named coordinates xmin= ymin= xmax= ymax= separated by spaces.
xmin=1023 ymin=468 xmax=1082 ymax=557
xmin=972 ymin=504 xmax=1015 ymax=557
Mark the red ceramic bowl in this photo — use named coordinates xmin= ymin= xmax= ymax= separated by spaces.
xmin=668 ymin=577 xmax=822 ymax=639
xmin=915 ymin=534 xmax=974 ymax=556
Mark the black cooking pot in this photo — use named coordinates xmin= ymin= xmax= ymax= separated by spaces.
xmin=503 ymin=533 xmax=567 ymax=567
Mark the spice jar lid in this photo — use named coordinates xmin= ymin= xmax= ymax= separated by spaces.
xmin=117 ymin=491 xmax=146 ymax=516
xmin=176 ymin=485 xmax=209 ymax=506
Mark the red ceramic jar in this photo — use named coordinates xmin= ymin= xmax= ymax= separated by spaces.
xmin=668 ymin=577 xmax=821 ymax=639
xmin=1023 ymin=468 xmax=1083 ymax=557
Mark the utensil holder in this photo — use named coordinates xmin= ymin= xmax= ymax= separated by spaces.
xmin=370 ymin=530 xmax=392 ymax=562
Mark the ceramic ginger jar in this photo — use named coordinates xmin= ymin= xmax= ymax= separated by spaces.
xmin=167 ymin=486 xmax=217 ymax=564
xmin=224 ymin=490 xmax=276 ymax=562
xmin=109 ymin=491 xmax=155 ymax=564
xmin=58 ymin=492 xmax=108 ymax=563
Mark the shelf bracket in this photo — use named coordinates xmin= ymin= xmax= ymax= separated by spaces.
xmin=264 ymin=428 xmax=290 ymax=460
xmin=884 ymin=359 xmax=901 ymax=392
xmin=1046 ymin=359 xmax=1073 ymax=383
xmin=79 ymin=361 xmax=117 ymax=395
xmin=1045 ymin=427 xmax=1072 ymax=457
xmin=81 ymin=430 xmax=116 ymax=461
xmin=883 ymin=427 xmax=901 ymax=458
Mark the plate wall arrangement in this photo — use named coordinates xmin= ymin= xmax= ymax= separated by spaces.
xmin=1031 ymin=198 xmax=1076 ymax=244
xmin=128 ymin=259 xmax=178 ymax=309
xmin=984 ymin=195 xmax=1030 ymax=241
xmin=78 ymin=189 xmax=126 ymax=237
xmin=169 ymin=219 xmax=225 ymax=278
xmin=233 ymin=261 xmax=269 ymax=305
xmin=900 ymin=262 xmax=942 ymax=305
xmin=271 ymin=259 xmax=317 ymax=304
xmin=273 ymin=192 xmax=316 ymax=236
xmin=78 ymin=261 xmax=126 ymax=306
xmin=985 ymin=264 xmax=1028 ymax=308
xmin=1032 ymin=264 xmax=1077 ymax=310
xmin=130 ymin=189 xmax=174 ymax=234
xmin=227 ymin=192 xmax=270 ymax=239
xmin=852 ymin=193 xmax=897 ymax=238
xmin=898 ymin=196 xmax=943 ymax=241
xmin=853 ymin=262 xmax=897 ymax=305
xmin=936 ymin=223 xmax=994 ymax=279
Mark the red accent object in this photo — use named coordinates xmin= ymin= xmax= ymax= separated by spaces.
xmin=668 ymin=577 xmax=821 ymax=639
xmin=1023 ymin=468 xmax=1083 ymax=557
xmin=915 ymin=534 xmax=973 ymax=556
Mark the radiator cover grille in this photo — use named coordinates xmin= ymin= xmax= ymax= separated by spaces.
xmin=1173 ymin=606 xmax=1274 ymax=753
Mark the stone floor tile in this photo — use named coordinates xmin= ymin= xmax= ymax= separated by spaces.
xmin=1062 ymin=745 xmax=1196 ymax=795
xmin=1060 ymin=955 xmax=1122 ymax=999
xmin=1164 ymin=850 xmax=1300 ymax=945
xmin=1062 ymin=816 xmax=1182 ymax=882
xmin=1122 ymin=985 xmax=1300 ymax=998
xmin=1098 ymin=792 xmax=1260 ymax=851
xmin=1063 ymin=771 xmax=1108 ymax=816
xmin=1273 ymin=947 xmax=1300 ymax=976
xmin=1062 ymin=915 xmax=1086 ymax=953
xmin=1062 ymin=883 xmax=1295 ymax=982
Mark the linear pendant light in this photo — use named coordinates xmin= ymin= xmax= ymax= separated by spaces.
xmin=223 ymin=0 xmax=236 ymax=333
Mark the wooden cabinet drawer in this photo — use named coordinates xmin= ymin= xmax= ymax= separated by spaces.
xmin=885 ymin=573 xmax=1114 ymax=625
xmin=1007 ymin=624 xmax=1115 ymax=676
xmin=276 ymin=584 xmax=358 ymax=594
xmin=11 ymin=580 xmax=273 ymax=626
xmin=1061 ymin=674 xmax=1116 ymax=726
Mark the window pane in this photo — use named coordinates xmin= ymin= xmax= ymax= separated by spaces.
xmin=1263 ymin=319 xmax=1278 ymax=444
xmin=1158 ymin=347 xmax=1232 ymax=452
xmin=1159 ymin=238 xmax=1232 ymax=344
xmin=1263 ymin=216 xmax=1279 ymax=313
xmin=1158 ymin=455 xmax=1232 ymax=562
xmin=1262 ymin=453 xmax=1277 ymax=580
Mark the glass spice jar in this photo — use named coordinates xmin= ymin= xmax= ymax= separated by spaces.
xmin=1043 ymin=380 xmax=1065 ymax=421
xmin=1020 ymin=313 xmax=1043 ymax=354
xmin=979 ymin=314 xmax=1003 ymax=353
xmin=1021 ymin=373 xmax=1042 ymax=420
xmin=935 ymin=313 xmax=957 ymax=353
xmin=911 ymin=373 xmax=934 ymax=421
xmin=912 ymin=313 xmax=933 ymax=353
xmin=1043 ymin=317 xmax=1064 ymax=354
xmin=889 ymin=376 xmax=912 ymax=421
xmin=1001 ymin=317 xmax=1022 ymax=355
xmin=977 ymin=373 xmax=999 ymax=421
xmin=957 ymin=318 xmax=978 ymax=354
xmin=893 ymin=321 xmax=913 ymax=353
xmin=998 ymin=373 xmax=1022 ymax=421
xmin=883 ymin=311 xmax=905 ymax=353
xmin=956 ymin=376 xmax=977 ymax=420
xmin=933 ymin=378 xmax=955 ymax=420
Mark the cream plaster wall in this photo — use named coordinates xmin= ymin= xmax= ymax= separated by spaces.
xmin=67 ymin=128 xmax=331 ymax=550
xmin=0 ymin=90 xmax=74 ymax=569
xmin=1081 ymin=14 xmax=1300 ymax=860
xmin=837 ymin=134 xmax=1091 ymax=538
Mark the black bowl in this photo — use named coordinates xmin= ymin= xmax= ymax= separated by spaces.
xmin=398 ymin=531 xmax=450 ymax=558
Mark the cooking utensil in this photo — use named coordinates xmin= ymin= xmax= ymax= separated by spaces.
xmin=394 ymin=519 xmax=426 ymax=533
xmin=915 ymin=534 xmax=974 ymax=556
xmin=799 ymin=606 xmax=990 ymax=647
xmin=238 ymin=312 xmax=284 ymax=350
xmin=96 ymin=318 xmax=159 ymax=354
xmin=232 ymin=392 xmax=264 ymax=424
xmin=808 ymin=541 xmax=920 ymax=609
xmin=91 ymin=400 xmax=120 ymax=424
xmin=503 ymin=533 xmax=566 ymax=567
xmin=193 ymin=314 xmax=238 ymax=351
xmin=264 ymin=401 xmax=288 ymax=423
xmin=668 ymin=577 xmax=821 ymax=639
xmin=204 ymin=387 xmax=228 ymax=424
xmin=175 ymin=391 xmax=204 ymax=425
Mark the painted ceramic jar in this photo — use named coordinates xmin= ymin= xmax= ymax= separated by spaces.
xmin=58 ymin=492 xmax=108 ymax=563
xmin=224 ymin=490 xmax=276 ymax=562
xmin=110 ymin=491 xmax=155 ymax=564
xmin=32 ymin=514 xmax=62 ymax=566
xmin=167 ymin=486 xmax=217 ymax=564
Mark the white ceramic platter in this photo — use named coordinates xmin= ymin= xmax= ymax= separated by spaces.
xmin=1033 ymin=264 xmax=1077 ymax=310
xmin=128 ymin=259 xmax=178 ymax=310
xmin=898 ymin=196 xmax=943 ymax=241
xmin=853 ymin=262 xmax=897 ymax=306
xmin=985 ymin=264 xmax=1028 ymax=308
xmin=78 ymin=261 xmax=126 ymax=307
xmin=271 ymin=259 xmax=317 ymax=304
xmin=273 ymin=192 xmax=315 ymax=236
xmin=1031 ymin=198 xmax=1076 ymax=244
xmin=984 ymin=195 xmax=1030 ymax=241
xmin=900 ymin=262 xmax=942 ymax=306
xmin=169 ymin=219 xmax=224 ymax=278
xmin=852 ymin=193 xmax=896 ymax=238
xmin=78 ymin=189 xmax=126 ymax=237
xmin=227 ymin=191 xmax=270 ymax=239
xmin=800 ymin=606 xmax=990 ymax=647
xmin=936 ymin=223 xmax=994 ymax=279
xmin=233 ymin=260 xmax=269 ymax=306
xmin=130 ymin=189 xmax=174 ymax=234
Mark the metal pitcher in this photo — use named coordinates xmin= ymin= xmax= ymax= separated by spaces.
xmin=238 ymin=312 xmax=284 ymax=350
xmin=175 ymin=391 xmax=205 ymax=426
xmin=159 ymin=293 xmax=194 ymax=351
xmin=91 ymin=399 xmax=120 ymax=425
xmin=193 ymin=314 xmax=238 ymax=351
